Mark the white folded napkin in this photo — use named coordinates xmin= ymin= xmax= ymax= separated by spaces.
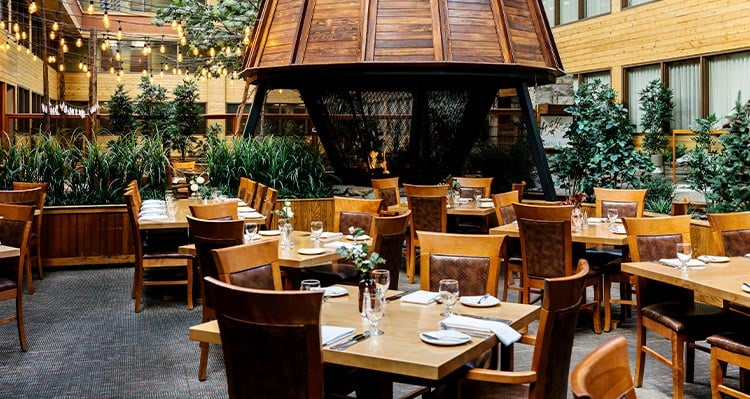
xmin=587 ymin=217 xmax=605 ymax=223
xmin=323 ymin=241 xmax=354 ymax=250
xmin=658 ymin=258 xmax=707 ymax=268
xmin=141 ymin=202 xmax=166 ymax=210
xmin=239 ymin=212 xmax=264 ymax=219
xmin=142 ymin=199 xmax=166 ymax=205
xmin=441 ymin=315 xmax=521 ymax=346
xmin=237 ymin=206 xmax=256 ymax=212
xmin=400 ymin=290 xmax=440 ymax=304
xmin=139 ymin=214 xmax=169 ymax=222
xmin=139 ymin=208 xmax=167 ymax=217
xmin=697 ymin=255 xmax=730 ymax=263
xmin=320 ymin=232 xmax=344 ymax=240
xmin=321 ymin=325 xmax=355 ymax=346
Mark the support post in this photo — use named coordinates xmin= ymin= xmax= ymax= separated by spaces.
xmin=242 ymin=83 xmax=268 ymax=138
xmin=516 ymin=82 xmax=556 ymax=201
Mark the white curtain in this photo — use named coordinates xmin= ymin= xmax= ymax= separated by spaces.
xmin=627 ymin=0 xmax=654 ymax=6
xmin=668 ymin=60 xmax=700 ymax=130
xmin=709 ymin=51 xmax=750 ymax=126
xmin=542 ymin=0 xmax=555 ymax=26
xmin=560 ymin=0 xmax=578 ymax=24
xmin=582 ymin=71 xmax=611 ymax=88
xmin=626 ymin=65 xmax=660 ymax=131
xmin=585 ymin=0 xmax=610 ymax=18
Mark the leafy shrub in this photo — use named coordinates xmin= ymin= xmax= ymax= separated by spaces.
xmin=464 ymin=134 xmax=535 ymax=194
xmin=639 ymin=174 xmax=675 ymax=214
xmin=639 ymin=79 xmax=674 ymax=154
xmin=708 ymin=96 xmax=750 ymax=212
xmin=686 ymin=114 xmax=719 ymax=210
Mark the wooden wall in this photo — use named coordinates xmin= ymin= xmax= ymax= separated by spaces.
xmin=552 ymin=0 xmax=750 ymax=97
xmin=0 ymin=50 xmax=58 ymax=99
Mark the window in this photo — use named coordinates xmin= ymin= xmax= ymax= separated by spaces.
xmin=668 ymin=60 xmax=700 ymax=130
xmin=623 ymin=0 xmax=657 ymax=7
xmin=581 ymin=70 xmax=611 ymax=87
xmin=625 ymin=65 xmax=660 ymax=131
xmin=585 ymin=0 xmax=610 ymax=18
xmin=708 ymin=51 xmax=750 ymax=126
xmin=543 ymin=0 xmax=610 ymax=26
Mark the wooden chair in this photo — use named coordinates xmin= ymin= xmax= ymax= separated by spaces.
xmin=0 ymin=187 xmax=44 ymax=294
xmin=707 ymin=211 xmax=750 ymax=256
xmin=211 ymin=239 xmax=283 ymax=290
xmin=458 ymin=263 xmax=589 ymax=399
xmin=186 ymin=216 xmax=245 ymax=381
xmin=0 ymin=204 xmax=34 ymax=351
xmin=623 ymin=215 xmax=739 ymax=398
xmin=371 ymin=177 xmax=401 ymax=215
xmin=492 ymin=190 xmax=523 ymax=302
xmin=403 ymin=183 xmax=448 ymax=197
xmin=671 ymin=196 xmax=691 ymax=216
xmin=239 ymin=177 xmax=257 ymax=206
xmin=512 ymin=181 xmax=527 ymax=202
xmin=170 ymin=161 xmax=196 ymax=198
xmin=592 ymin=187 xmax=647 ymax=333
xmin=455 ymin=177 xmax=493 ymax=198
xmin=202 ymin=277 xmax=324 ymax=399
xmin=124 ymin=189 xmax=193 ymax=313
xmin=189 ymin=201 xmax=239 ymax=220
xmin=417 ymin=231 xmax=504 ymax=296
xmin=406 ymin=195 xmax=447 ymax=283
xmin=332 ymin=196 xmax=383 ymax=237
xmin=570 ymin=336 xmax=637 ymax=399
xmin=12 ymin=182 xmax=48 ymax=282
xmin=252 ymin=183 xmax=267 ymax=213
xmin=513 ymin=203 xmax=601 ymax=333
xmin=237 ymin=177 xmax=252 ymax=202
xmin=372 ymin=211 xmax=410 ymax=290
xmin=259 ymin=187 xmax=278 ymax=229
xmin=707 ymin=331 xmax=750 ymax=399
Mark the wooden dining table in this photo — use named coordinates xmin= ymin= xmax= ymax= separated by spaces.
xmin=138 ymin=199 xmax=265 ymax=230
xmin=489 ymin=220 xmax=629 ymax=246
xmin=189 ymin=286 xmax=540 ymax=398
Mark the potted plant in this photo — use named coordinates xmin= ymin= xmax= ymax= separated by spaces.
xmin=639 ymin=79 xmax=674 ymax=173
xmin=335 ymin=227 xmax=385 ymax=313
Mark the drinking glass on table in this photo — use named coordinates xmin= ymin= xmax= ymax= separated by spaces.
xmin=607 ymin=208 xmax=619 ymax=232
xmin=438 ymin=279 xmax=459 ymax=317
xmin=363 ymin=290 xmax=385 ymax=336
xmin=371 ymin=269 xmax=390 ymax=299
xmin=310 ymin=220 xmax=324 ymax=247
xmin=244 ymin=222 xmax=258 ymax=242
xmin=676 ymin=243 xmax=693 ymax=274
xmin=474 ymin=189 xmax=483 ymax=208
xmin=300 ymin=279 xmax=321 ymax=291
xmin=571 ymin=207 xmax=582 ymax=232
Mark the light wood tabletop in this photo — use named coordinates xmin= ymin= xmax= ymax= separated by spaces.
xmin=0 ymin=245 xmax=20 ymax=259
xmin=138 ymin=199 xmax=265 ymax=230
xmin=189 ymin=286 xmax=540 ymax=381
xmin=622 ymin=257 xmax=750 ymax=308
xmin=490 ymin=220 xmax=629 ymax=246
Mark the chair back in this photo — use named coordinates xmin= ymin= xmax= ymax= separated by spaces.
xmin=594 ymin=187 xmax=647 ymax=218
xmin=418 ymin=231 xmax=505 ymax=296
xmin=372 ymin=211 xmax=410 ymax=289
xmin=407 ymin=195 xmax=447 ymax=234
xmin=0 ymin=204 xmax=35 ymax=280
xmin=570 ymin=336 xmax=637 ymax=399
xmin=671 ymin=196 xmax=691 ymax=216
xmin=189 ymin=202 xmax=239 ymax=220
xmin=203 ymin=277 xmax=324 ymax=399
xmin=211 ymin=239 xmax=282 ymax=290
xmin=511 ymin=181 xmax=526 ymax=202
xmin=371 ymin=177 xmax=400 ymax=211
xmin=454 ymin=177 xmax=493 ymax=198
xmin=333 ymin=197 xmax=382 ymax=236
xmin=253 ymin=183 xmax=267 ymax=211
xmin=237 ymin=177 xmax=252 ymax=202
xmin=707 ymin=211 xmax=750 ymax=256
xmin=513 ymin=203 xmax=574 ymax=280
xmin=529 ymin=264 xmax=588 ymax=399
xmin=260 ymin=187 xmax=278 ymax=227
xmin=240 ymin=178 xmax=257 ymax=206
xmin=0 ymin=188 xmax=43 ymax=208
xmin=492 ymin=190 xmax=519 ymax=224
xmin=403 ymin=184 xmax=447 ymax=197
xmin=11 ymin=182 xmax=48 ymax=251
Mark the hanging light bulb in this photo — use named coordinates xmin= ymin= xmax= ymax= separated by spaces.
xmin=109 ymin=66 xmax=115 ymax=74
xmin=0 ymin=21 xmax=5 ymax=30
xmin=62 ymin=44 xmax=68 ymax=53
xmin=50 ymin=31 xmax=56 ymax=40
xmin=159 ymin=70 xmax=164 ymax=77
xmin=60 ymin=37 xmax=66 ymax=46
xmin=236 ymin=47 xmax=242 ymax=57
xmin=244 ymin=26 xmax=251 ymax=35
xmin=83 ymin=63 xmax=88 ymax=72
xmin=176 ymin=24 xmax=183 ymax=36
xmin=209 ymin=47 xmax=216 ymax=57
xmin=180 ymin=36 xmax=187 ymax=46
xmin=76 ymin=37 xmax=83 ymax=48
xmin=163 ymin=63 xmax=168 ymax=71
xmin=160 ymin=36 xmax=165 ymax=53
xmin=103 ymin=11 xmax=110 ymax=29
xmin=171 ymin=20 xmax=177 ymax=29
xmin=191 ymin=47 xmax=199 ymax=56
xmin=142 ymin=69 xmax=147 ymax=77
xmin=172 ymin=67 xmax=176 ymax=74
xmin=13 ymin=23 xmax=20 ymax=33
xmin=232 ymin=71 xmax=238 ymax=80
xmin=177 ymin=52 xmax=183 ymax=63
xmin=21 ymin=31 xmax=27 ymax=40
xmin=78 ymin=60 xmax=84 ymax=69
xmin=86 ymin=70 xmax=91 ymax=78
xmin=59 ymin=64 xmax=64 ymax=72
xmin=52 ymin=21 xmax=59 ymax=31
xmin=115 ymin=49 xmax=120 ymax=61
xmin=26 ymin=48 xmax=30 ymax=55
xmin=117 ymin=23 xmax=123 ymax=41
xmin=14 ymin=32 xmax=19 ymax=41
xmin=87 ymin=0 xmax=94 ymax=14
xmin=29 ymin=1 xmax=38 ymax=14
xmin=243 ymin=35 xmax=250 ymax=46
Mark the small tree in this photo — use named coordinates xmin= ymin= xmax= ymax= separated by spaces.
xmin=134 ymin=76 xmax=170 ymax=137
xmin=168 ymin=79 xmax=204 ymax=160
xmin=639 ymin=79 xmax=674 ymax=154
xmin=107 ymin=84 xmax=135 ymax=135
xmin=708 ymin=95 xmax=750 ymax=212
xmin=686 ymin=114 xmax=719 ymax=210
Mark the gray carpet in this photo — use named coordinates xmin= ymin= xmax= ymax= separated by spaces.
xmin=0 ymin=266 xmax=742 ymax=398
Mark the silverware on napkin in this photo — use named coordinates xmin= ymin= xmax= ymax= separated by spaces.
xmin=453 ymin=313 xmax=510 ymax=323
xmin=439 ymin=322 xmax=492 ymax=338
xmin=384 ymin=289 xmax=417 ymax=302
xmin=330 ymin=331 xmax=371 ymax=350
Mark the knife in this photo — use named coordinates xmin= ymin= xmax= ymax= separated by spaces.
xmin=454 ymin=313 xmax=510 ymax=324
xmin=385 ymin=289 xmax=417 ymax=302
xmin=331 ymin=331 xmax=371 ymax=350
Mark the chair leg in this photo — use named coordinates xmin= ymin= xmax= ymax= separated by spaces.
xmin=24 ymin=256 xmax=34 ymax=295
xmin=198 ymin=342 xmax=210 ymax=381
xmin=672 ymin=335 xmax=686 ymax=399
xmin=686 ymin=342 xmax=695 ymax=383
xmin=407 ymin=243 xmax=416 ymax=284
xmin=186 ymin=259 xmax=194 ymax=310
xmin=592 ymin=279 xmax=602 ymax=334
xmin=501 ymin=259 xmax=510 ymax=302
xmin=16 ymin=296 xmax=27 ymax=351
xmin=134 ymin=264 xmax=144 ymax=313
xmin=710 ymin=349 xmax=724 ymax=399
xmin=635 ymin=320 xmax=647 ymax=387
xmin=603 ymin=273 xmax=613 ymax=332
xmin=36 ymin=244 xmax=44 ymax=280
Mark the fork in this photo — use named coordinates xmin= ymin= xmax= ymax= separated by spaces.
xmin=439 ymin=322 xmax=492 ymax=338
xmin=476 ymin=293 xmax=490 ymax=304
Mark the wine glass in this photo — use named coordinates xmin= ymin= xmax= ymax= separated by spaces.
xmin=278 ymin=219 xmax=289 ymax=249
xmin=310 ymin=220 xmax=324 ymax=247
xmin=364 ymin=291 xmax=385 ymax=336
xmin=438 ymin=279 xmax=459 ymax=317
xmin=571 ymin=208 xmax=582 ymax=232
xmin=676 ymin=243 xmax=693 ymax=273
xmin=474 ymin=189 xmax=483 ymax=208
xmin=371 ymin=269 xmax=390 ymax=299
xmin=300 ymin=279 xmax=321 ymax=291
xmin=244 ymin=222 xmax=258 ymax=242
xmin=607 ymin=208 xmax=619 ymax=232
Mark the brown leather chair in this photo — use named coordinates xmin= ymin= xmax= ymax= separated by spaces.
xmin=189 ymin=201 xmax=239 ymax=220
xmin=186 ymin=216 xmax=245 ymax=381
xmin=492 ymin=190 xmax=523 ymax=302
xmin=513 ymin=203 xmax=601 ymax=333
xmin=418 ymin=231 xmax=504 ymax=296
xmin=623 ymin=215 xmax=738 ymax=398
xmin=12 ymin=182 xmax=48 ymax=282
xmin=259 ymin=187 xmax=278 ymax=229
xmin=0 ymin=204 xmax=35 ymax=351
xmin=371 ymin=211 xmax=410 ymax=290
xmin=0 ymin=187 xmax=44 ymax=294
xmin=707 ymin=211 xmax=750 ymax=256
xmin=211 ymin=239 xmax=283 ymax=290
xmin=707 ymin=331 xmax=750 ymax=399
xmin=124 ymin=185 xmax=193 ymax=313
xmin=202 ymin=276 xmax=324 ymax=399
xmin=371 ymin=177 xmax=400 ymax=215
xmin=406 ymin=195 xmax=447 ymax=284
xmin=570 ymin=336 xmax=637 ymax=399
xmin=333 ymin=196 xmax=383 ymax=237
xmin=454 ymin=176 xmax=493 ymax=198
xmin=671 ymin=196 xmax=691 ymax=216
xmin=458 ymin=263 xmax=589 ymax=399
xmin=512 ymin=181 xmax=527 ymax=202
xmin=403 ymin=183 xmax=448 ymax=197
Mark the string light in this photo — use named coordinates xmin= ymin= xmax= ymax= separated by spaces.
xmin=50 ymin=31 xmax=56 ymax=40
xmin=115 ymin=48 xmax=121 ymax=61
xmin=103 ymin=11 xmax=110 ymax=29
xmin=160 ymin=36 xmax=165 ymax=53
xmin=117 ymin=22 xmax=123 ymax=41
xmin=76 ymin=37 xmax=83 ymax=48
xmin=29 ymin=2 xmax=37 ymax=14
xmin=52 ymin=21 xmax=59 ymax=31
xmin=87 ymin=0 xmax=94 ymax=14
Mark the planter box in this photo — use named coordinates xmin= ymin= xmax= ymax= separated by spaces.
xmin=273 ymin=198 xmax=335 ymax=232
xmin=42 ymin=204 xmax=135 ymax=267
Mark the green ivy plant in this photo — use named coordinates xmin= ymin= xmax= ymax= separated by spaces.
xmin=708 ymin=96 xmax=750 ymax=212
xmin=639 ymin=79 xmax=674 ymax=155
xmin=550 ymin=80 xmax=653 ymax=196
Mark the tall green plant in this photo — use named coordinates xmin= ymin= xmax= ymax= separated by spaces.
xmin=107 ymin=84 xmax=136 ymax=135
xmin=168 ymin=79 xmax=204 ymax=160
xmin=639 ymin=79 xmax=674 ymax=154
xmin=686 ymin=114 xmax=719 ymax=210
xmin=134 ymin=76 xmax=171 ymax=137
xmin=708 ymin=96 xmax=750 ymax=212
xmin=551 ymin=80 xmax=652 ymax=196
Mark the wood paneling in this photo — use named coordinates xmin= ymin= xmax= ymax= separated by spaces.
xmin=273 ymin=198 xmax=335 ymax=232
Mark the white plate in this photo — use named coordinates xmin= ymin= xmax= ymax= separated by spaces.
xmin=611 ymin=226 xmax=627 ymax=235
xmin=742 ymin=284 xmax=750 ymax=293
xmin=258 ymin=230 xmax=281 ymax=236
xmin=298 ymin=248 xmax=326 ymax=255
xmin=697 ymin=255 xmax=730 ymax=263
xmin=420 ymin=330 xmax=471 ymax=346
xmin=324 ymin=286 xmax=348 ymax=297
xmin=344 ymin=234 xmax=371 ymax=241
xmin=478 ymin=198 xmax=493 ymax=203
xmin=460 ymin=295 xmax=501 ymax=307
xmin=477 ymin=202 xmax=494 ymax=208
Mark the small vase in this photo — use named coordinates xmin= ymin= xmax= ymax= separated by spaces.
xmin=358 ymin=275 xmax=376 ymax=314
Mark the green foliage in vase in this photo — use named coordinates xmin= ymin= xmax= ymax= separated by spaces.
xmin=708 ymin=96 xmax=750 ymax=212
xmin=639 ymin=79 xmax=674 ymax=154
xmin=550 ymin=80 xmax=653 ymax=196
xmin=686 ymin=114 xmax=719 ymax=210
xmin=134 ymin=76 xmax=170 ymax=137
xmin=106 ymin=84 xmax=136 ymax=135
xmin=167 ymin=79 xmax=204 ymax=160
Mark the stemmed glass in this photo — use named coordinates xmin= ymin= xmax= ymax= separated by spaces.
xmin=363 ymin=291 xmax=385 ymax=336
xmin=310 ymin=220 xmax=323 ymax=247
xmin=571 ymin=207 xmax=582 ymax=232
xmin=371 ymin=269 xmax=390 ymax=300
xmin=278 ymin=219 xmax=290 ymax=249
xmin=244 ymin=222 xmax=258 ymax=243
xmin=438 ymin=279 xmax=459 ymax=317
xmin=676 ymin=243 xmax=693 ymax=274
xmin=474 ymin=189 xmax=483 ymax=208
xmin=607 ymin=208 xmax=619 ymax=232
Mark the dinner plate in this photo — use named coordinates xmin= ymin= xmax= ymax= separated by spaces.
xmin=344 ymin=234 xmax=371 ymax=241
xmin=298 ymin=247 xmax=326 ymax=255
xmin=611 ymin=226 xmax=627 ymax=235
xmin=258 ymin=230 xmax=281 ymax=236
xmin=697 ymin=255 xmax=730 ymax=263
xmin=324 ymin=286 xmax=348 ymax=297
xmin=420 ymin=330 xmax=471 ymax=346
xmin=478 ymin=198 xmax=493 ymax=203
xmin=460 ymin=295 xmax=501 ymax=307
xmin=742 ymin=283 xmax=750 ymax=294
xmin=477 ymin=202 xmax=494 ymax=208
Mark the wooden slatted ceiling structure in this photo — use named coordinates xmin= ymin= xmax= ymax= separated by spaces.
xmin=242 ymin=0 xmax=563 ymax=77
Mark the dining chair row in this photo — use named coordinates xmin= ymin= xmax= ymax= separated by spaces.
xmin=237 ymin=176 xmax=277 ymax=228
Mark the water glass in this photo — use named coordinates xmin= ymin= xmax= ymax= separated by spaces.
xmin=438 ymin=279 xmax=459 ymax=317
xmin=310 ymin=220 xmax=324 ymax=247
xmin=607 ymin=208 xmax=619 ymax=232
xmin=278 ymin=219 xmax=289 ymax=248
xmin=676 ymin=243 xmax=693 ymax=274
xmin=474 ymin=190 xmax=482 ymax=208
xmin=363 ymin=290 xmax=385 ymax=336
xmin=371 ymin=269 xmax=390 ymax=299
xmin=300 ymin=279 xmax=321 ymax=291
xmin=571 ymin=208 xmax=582 ymax=232
xmin=212 ymin=189 xmax=222 ymax=202
xmin=244 ymin=222 xmax=258 ymax=242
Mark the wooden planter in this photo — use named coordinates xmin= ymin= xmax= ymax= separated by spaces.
xmin=272 ymin=198 xmax=335 ymax=232
xmin=41 ymin=204 xmax=134 ymax=267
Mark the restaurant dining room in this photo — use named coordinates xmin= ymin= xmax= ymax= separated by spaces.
xmin=2 ymin=0 xmax=750 ymax=398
